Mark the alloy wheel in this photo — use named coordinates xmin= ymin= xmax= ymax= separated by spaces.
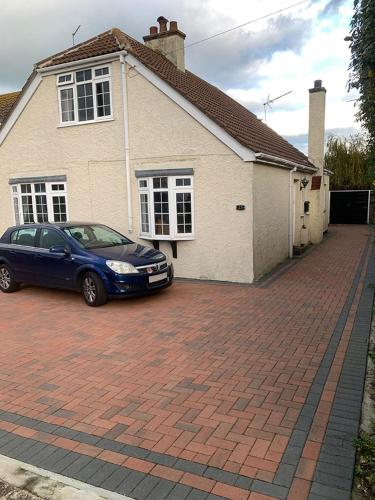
xmin=0 ymin=268 xmax=11 ymax=290
xmin=83 ymin=276 xmax=96 ymax=303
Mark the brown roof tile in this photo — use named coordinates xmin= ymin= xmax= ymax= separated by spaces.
xmin=34 ymin=28 xmax=312 ymax=167
xmin=0 ymin=91 xmax=21 ymax=125
xmin=38 ymin=30 xmax=121 ymax=68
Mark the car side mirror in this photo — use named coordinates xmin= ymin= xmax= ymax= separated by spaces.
xmin=50 ymin=245 xmax=71 ymax=255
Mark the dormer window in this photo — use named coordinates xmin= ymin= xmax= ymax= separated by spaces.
xmin=57 ymin=65 xmax=112 ymax=125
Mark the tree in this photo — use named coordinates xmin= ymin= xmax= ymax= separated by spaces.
xmin=347 ymin=0 xmax=375 ymax=152
xmin=325 ymin=134 xmax=374 ymax=189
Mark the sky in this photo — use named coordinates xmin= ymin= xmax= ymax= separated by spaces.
xmin=0 ymin=0 xmax=361 ymax=153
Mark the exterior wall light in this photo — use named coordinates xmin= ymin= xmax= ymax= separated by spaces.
xmin=300 ymin=177 xmax=309 ymax=190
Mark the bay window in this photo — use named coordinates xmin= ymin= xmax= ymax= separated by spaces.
xmin=138 ymin=174 xmax=194 ymax=240
xmin=57 ymin=65 xmax=112 ymax=125
xmin=10 ymin=181 xmax=68 ymax=225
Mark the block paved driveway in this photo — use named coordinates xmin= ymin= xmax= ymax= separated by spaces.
xmin=0 ymin=225 xmax=373 ymax=500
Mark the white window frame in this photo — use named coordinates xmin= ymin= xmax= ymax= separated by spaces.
xmin=57 ymin=73 xmax=74 ymax=85
xmin=11 ymin=182 xmax=69 ymax=225
xmin=57 ymin=65 xmax=113 ymax=126
xmin=138 ymin=175 xmax=194 ymax=240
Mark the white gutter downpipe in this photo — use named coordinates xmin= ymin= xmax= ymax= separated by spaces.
xmin=120 ymin=53 xmax=133 ymax=233
xmin=289 ymin=167 xmax=297 ymax=258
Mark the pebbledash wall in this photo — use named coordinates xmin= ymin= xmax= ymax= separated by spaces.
xmin=251 ymin=166 xmax=328 ymax=279
xmin=126 ymin=63 xmax=254 ymax=282
xmin=0 ymin=62 xmax=127 ymax=232
xmin=0 ymin=59 xmax=258 ymax=283
xmin=252 ymin=164 xmax=290 ymax=279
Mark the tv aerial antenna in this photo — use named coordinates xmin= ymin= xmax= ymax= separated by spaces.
xmin=72 ymin=25 xmax=81 ymax=46
xmin=263 ymin=90 xmax=292 ymax=122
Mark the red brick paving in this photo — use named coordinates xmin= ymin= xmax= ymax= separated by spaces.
xmin=0 ymin=225 xmax=371 ymax=498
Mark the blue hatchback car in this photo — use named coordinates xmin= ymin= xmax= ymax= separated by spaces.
xmin=0 ymin=223 xmax=173 ymax=306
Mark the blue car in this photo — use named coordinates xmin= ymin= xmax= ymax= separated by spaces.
xmin=0 ymin=223 xmax=173 ymax=306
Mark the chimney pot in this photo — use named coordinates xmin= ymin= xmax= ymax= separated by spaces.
xmin=314 ymin=79 xmax=322 ymax=89
xmin=170 ymin=21 xmax=178 ymax=32
xmin=149 ymin=26 xmax=158 ymax=35
xmin=157 ymin=16 xmax=168 ymax=32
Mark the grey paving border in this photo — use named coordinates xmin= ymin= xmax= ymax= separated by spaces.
xmin=0 ymin=232 xmax=372 ymax=499
xmin=0 ymin=431 xmax=223 ymax=500
xmin=0 ymin=453 xmax=130 ymax=500
xmin=272 ymin=233 xmax=372 ymax=497
xmin=309 ymin=236 xmax=375 ymax=500
xmin=0 ymin=412 xmax=246 ymax=498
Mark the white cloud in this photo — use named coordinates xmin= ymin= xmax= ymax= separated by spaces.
xmin=226 ymin=0 xmax=360 ymax=144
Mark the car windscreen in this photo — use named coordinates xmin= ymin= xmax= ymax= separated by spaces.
xmin=63 ymin=225 xmax=131 ymax=249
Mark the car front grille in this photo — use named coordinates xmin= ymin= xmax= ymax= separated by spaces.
xmin=148 ymin=277 xmax=169 ymax=288
xmin=115 ymin=282 xmax=142 ymax=292
xmin=136 ymin=260 xmax=168 ymax=275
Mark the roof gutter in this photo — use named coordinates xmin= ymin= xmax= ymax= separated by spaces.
xmin=255 ymin=153 xmax=317 ymax=173
xmin=36 ymin=50 xmax=128 ymax=75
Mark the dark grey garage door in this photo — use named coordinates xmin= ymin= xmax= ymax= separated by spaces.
xmin=330 ymin=190 xmax=370 ymax=224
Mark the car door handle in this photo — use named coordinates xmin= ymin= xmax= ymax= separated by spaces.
xmin=34 ymin=254 xmax=43 ymax=259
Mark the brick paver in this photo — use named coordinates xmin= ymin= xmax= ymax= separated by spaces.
xmin=0 ymin=225 xmax=373 ymax=499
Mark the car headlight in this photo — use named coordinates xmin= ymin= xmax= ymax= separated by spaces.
xmin=106 ymin=260 xmax=139 ymax=274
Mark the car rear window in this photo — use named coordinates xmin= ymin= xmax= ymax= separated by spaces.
xmin=11 ymin=228 xmax=37 ymax=247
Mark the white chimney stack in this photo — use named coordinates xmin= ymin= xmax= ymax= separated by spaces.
xmin=308 ymin=80 xmax=326 ymax=173
xmin=143 ymin=17 xmax=186 ymax=72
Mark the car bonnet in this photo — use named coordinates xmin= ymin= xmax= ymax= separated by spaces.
xmin=89 ymin=242 xmax=166 ymax=266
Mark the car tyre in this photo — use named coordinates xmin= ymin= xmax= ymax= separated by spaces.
xmin=0 ymin=264 xmax=20 ymax=293
xmin=82 ymin=271 xmax=107 ymax=307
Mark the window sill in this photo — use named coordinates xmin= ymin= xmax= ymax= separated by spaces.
xmin=57 ymin=117 xmax=114 ymax=128
xmin=140 ymin=236 xmax=194 ymax=258
xmin=140 ymin=235 xmax=195 ymax=242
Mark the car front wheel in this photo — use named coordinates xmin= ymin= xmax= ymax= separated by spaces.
xmin=0 ymin=264 xmax=20 ymax=293
xmin=82 ymin=271 xmax=107 ymax=307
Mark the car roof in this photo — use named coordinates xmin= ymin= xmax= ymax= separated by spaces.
xmin=55 ymin=221 xmax=103 ymax=228
xmin=8 ymin=222 xmax=103 ymax=231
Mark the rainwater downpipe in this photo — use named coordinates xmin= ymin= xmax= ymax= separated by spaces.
xmin=289 ymin=166 xmax=297 ymax=258
xmin=120 ymin=53 xmax=133 ymax=233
